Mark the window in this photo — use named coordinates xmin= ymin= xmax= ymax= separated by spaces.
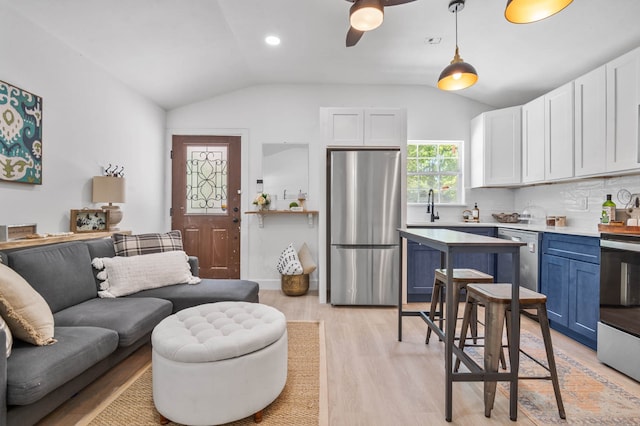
xmin=407 ymin=140 xmax=463 ymax=204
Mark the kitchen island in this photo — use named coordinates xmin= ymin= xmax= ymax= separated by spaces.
xmin=398 ymin=228 xmax=525 ymax=422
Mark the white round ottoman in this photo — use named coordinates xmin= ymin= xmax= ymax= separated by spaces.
xmin=151 ymin=302 xmax=288 ymax=425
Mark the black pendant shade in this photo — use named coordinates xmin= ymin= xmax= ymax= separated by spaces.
xmin=505 ymin=0 xmax=573 ymax=24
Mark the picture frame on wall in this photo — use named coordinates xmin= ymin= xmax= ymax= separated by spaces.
xmin=0 ymin=80 xmax=43 ymax=184
xmin=70 ymin=209 xmax=109 ymax=233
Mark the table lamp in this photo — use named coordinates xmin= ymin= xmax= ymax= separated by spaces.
xmin=92 ymin=176 xmax=126 ymax=231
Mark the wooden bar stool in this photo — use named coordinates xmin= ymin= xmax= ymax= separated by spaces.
xmin=425 ymin=268 xmax=494 ymax=344
xmin=456 ymin=283 xmax=565 ymax=420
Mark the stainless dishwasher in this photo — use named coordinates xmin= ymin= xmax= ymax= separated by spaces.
xmin=496 ymin=228 xmax=540 ymax=291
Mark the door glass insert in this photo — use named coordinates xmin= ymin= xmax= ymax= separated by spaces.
xmin=186 ymin=145 xmax=228 ymax=214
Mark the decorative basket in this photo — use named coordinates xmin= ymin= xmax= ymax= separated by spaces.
xmin=492 ymin=213 xmax=520 ymax=223
xmin=281 ymin=274 xmax=309 ymax=296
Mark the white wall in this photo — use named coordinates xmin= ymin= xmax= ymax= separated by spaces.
xmin=0 ymin=4 xmax=166 ymax=234
xmin=167 ymin=83 xmax=494 ymax=296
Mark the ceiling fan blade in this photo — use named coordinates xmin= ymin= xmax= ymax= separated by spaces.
xmin=346 ymin=27 xmax=364 ymax=47
xmin=384 ymin=0 xmax=416 ymax=6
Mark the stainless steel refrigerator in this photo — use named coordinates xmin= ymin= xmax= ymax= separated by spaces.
xmin=328 ymin=148 xmax=401 ymax=305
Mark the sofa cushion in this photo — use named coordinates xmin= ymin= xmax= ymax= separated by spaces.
xmin=6 ymin=326 xmax=118 ymax=406
xmin=0 ymin=263 xmax=55 ymax=346
xmin=53 ymin=297 xmax=172 ymax=347
xmin=5 ymin=242 xmax=97 ymax=313
xmin=113 ymin=230 xmax=183 ymax=257
xmin=126 ymin=279 xmax=260 ymax=313
xmin=93 ymin=251 xmax=201 ymax=298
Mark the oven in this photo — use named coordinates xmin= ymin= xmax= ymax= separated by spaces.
xmin=598 ymin=233 xmax=640 ymax=381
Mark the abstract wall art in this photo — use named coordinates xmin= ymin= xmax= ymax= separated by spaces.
xmin=0 ymin=80 xmax=43 ymax=184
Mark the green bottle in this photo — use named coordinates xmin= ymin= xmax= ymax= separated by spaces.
xmin=601 ymin=194 xmax=616 ymax=224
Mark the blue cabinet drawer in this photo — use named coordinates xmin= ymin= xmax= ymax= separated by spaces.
xmin=542 ymin=233 xmax=600 ymax=264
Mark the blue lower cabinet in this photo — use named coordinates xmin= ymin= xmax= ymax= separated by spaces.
xmin=540 ymin=233 xmax=600 ymax=349
xmin=406 ymin=227 xmax=496 ymax=302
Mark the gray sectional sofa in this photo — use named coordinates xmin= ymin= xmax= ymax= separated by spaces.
xmin=0 ymin=238 xmax=259 ymax=426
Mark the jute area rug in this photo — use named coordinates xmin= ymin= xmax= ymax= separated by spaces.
xmin=80 ymin=321 xmax=327 ymax=426
xmin=467 ymin=329 xmax=640 ymax=425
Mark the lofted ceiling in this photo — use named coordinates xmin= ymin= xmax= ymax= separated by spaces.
xmin=5 ymin=0 xmax=640 ymax=110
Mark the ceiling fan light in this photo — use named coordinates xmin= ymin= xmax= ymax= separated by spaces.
xmin=505 ymin=0 xmax=573 ymax=24
xmin=350 ymin=0 xmax=384 ymax=32
xmin=437 ymin=48 xmax=478 ymax=91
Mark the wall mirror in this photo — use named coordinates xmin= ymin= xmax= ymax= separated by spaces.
xmin=262 ymin=143 xmax=309 ymax=206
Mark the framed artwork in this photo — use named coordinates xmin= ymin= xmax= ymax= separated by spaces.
xmin=0 ymin=80 xmax=43 ymax=184
xmin=70 ymin=209 xmax=109 ymax=233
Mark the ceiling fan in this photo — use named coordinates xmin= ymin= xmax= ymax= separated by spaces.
xmin=345 ymin=0 xmax=417 ymax=47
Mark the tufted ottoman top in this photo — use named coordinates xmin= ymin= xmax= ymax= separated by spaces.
xmin=152 ymin=302 xmax=286 ymax=363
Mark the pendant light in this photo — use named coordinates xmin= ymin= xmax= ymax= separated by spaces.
xmin=350 ymin=0 xmax=384 ymax=32
xmin=437 ymin=0 xmax=477 ymax=91
xmin=505 ymin=0 xmax=573 ymax=24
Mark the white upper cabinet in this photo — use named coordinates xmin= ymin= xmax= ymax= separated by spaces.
xmin=470 ymin=106 xmax=522 ymax=187
xmin=364 ymin=109 xmax=405 ymax=146
xmin=522 ymin=96 xmax=545 ymax=184
xmin=574 ymin=65 xmax=607 ymax=177
xmin=321 ymin=108 xmax=364 ymax=146
xmin=321 ymin=108 xmax=406 ymax=147
xmin=544 ymin=82 xmax=575 ymax=181
xmin=606 ymin=46 xmax=640 ymax=172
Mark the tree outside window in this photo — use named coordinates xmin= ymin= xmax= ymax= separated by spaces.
xmin=407 ymin=140 xmax=463 ymax=204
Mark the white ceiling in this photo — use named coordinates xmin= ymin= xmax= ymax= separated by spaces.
xmin=5 ymin=0 xmax=640 ymax=110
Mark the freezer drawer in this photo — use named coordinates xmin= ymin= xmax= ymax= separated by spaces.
xmin=330 ymin=245 xmax=399 ymax=306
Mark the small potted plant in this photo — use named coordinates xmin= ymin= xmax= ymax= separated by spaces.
xmin=253 ymin=193 xmax=271 ymax=211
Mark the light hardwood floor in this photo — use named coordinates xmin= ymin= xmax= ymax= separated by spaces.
xmin=38 ymin=290 xmax=640 ymax=425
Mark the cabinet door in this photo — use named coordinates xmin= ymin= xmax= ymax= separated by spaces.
xmin=471 ymin=107 xmax=522 ymax=187
xmin=406 ymin=241 xmax=440 ymax=302
xmin=545 ymin=82 xmax=575 ymax=180
xmin=606 ymin=46 xmax=640 ymax=172
xmin=575 ymin=66 xmax=607 ymax=176
xmin=522 ymin=96 xmax=546 ymax=183
xmin=568 ymin=260 xmax=599 ymax=343
xmin=451 ymin=227 xmax=496 ymax=277
xmin=364 ymin=109 xmax=405 ymax=146
xmin=540 ymin=254 xmax=569 ymax=327
xmin=322 ymin=108 xmax=364 ymax=146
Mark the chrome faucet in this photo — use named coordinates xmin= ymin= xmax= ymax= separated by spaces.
xmin=426 ymin=189 xmax=439 ymax=222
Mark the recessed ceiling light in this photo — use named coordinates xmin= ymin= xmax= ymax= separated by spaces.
xmin=265 ymin=35 xmax=281 ymax=46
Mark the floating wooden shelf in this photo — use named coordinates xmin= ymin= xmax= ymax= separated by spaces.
xmin=244 ymin=210 xmax=318 ymax=228
xmin=0 ymin=230 xmax=131 ymax=250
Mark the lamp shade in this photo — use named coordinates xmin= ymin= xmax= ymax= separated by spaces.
xmin=505 ymin=0 xmax=573 ymax=24
xmin=92 ymin=176 xmax=126 ymax=204
xmin=437 ymin=47 xmax=478 ymax=91
xmin=350 ymin=0 xmax=384 ymax=32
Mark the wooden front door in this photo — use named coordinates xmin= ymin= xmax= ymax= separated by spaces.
xmin=171 ymin=135 xmax=241 ymax=279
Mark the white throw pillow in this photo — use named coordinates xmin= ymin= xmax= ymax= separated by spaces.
xmin=276 ymin=244 xmax=303 ymax=275
xmin=92 ymin=251 xmax=201 ymax=298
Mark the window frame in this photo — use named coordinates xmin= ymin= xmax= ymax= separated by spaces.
xmin=406 ymin=139 xmax=464 ymax=206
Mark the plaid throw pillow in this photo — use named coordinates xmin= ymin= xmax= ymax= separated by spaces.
xmin=113 ymin=230 xmax=184 ymax=257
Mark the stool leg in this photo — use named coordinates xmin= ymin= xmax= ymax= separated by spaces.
xmin=483 ymin=303 xmax=506 ymax=418
xmin=537 ymin=304 xmax=566 ymax=419
xmin=454 ymin=297 xmax=475 ymax=372
xmin=254 ymin=409 xmax=264 ymax=423
xmin=426 ymin=277 xmax=441 ymax=344
xmin=470 ymin=298 xmax=478 ymax=344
